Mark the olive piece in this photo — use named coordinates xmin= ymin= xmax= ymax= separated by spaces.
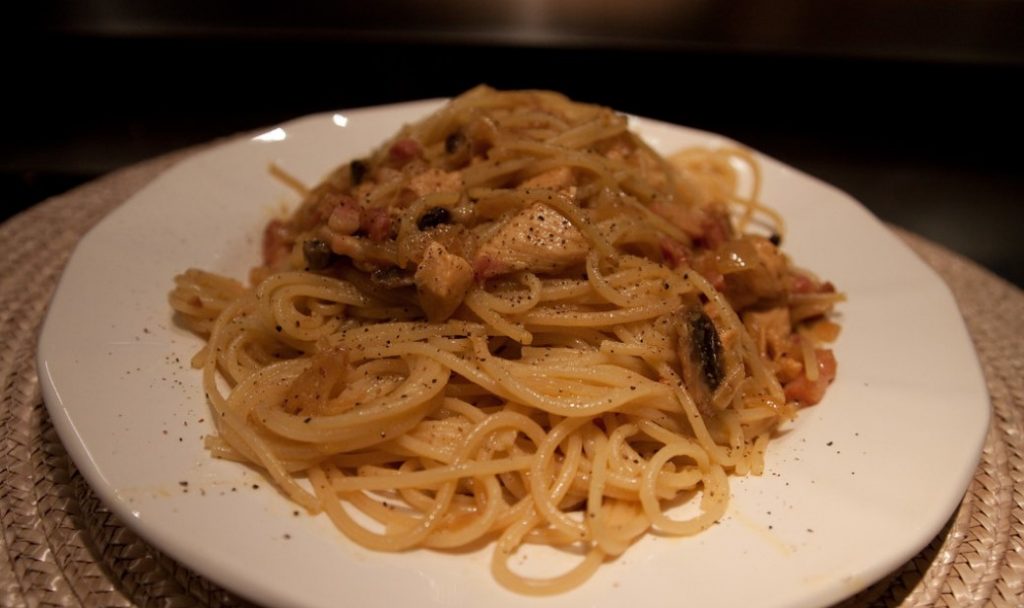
xmin=417 ymin=207 xmax=451 ymax=230
xmin=350 ymin=159 xmax=368 ymax=185
xmin=689 ymin=310 xmax=724 ymax=391
xmin=302 ymin=239 xmax=334 ymax=270
xmin=445 ymin=131 xmax=466 ymax=154
xmin=370 ymin=266 xmax=415 ymax=288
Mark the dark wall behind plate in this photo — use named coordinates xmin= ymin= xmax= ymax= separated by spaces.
xmin=3 ymin=1 xmax=1023 ymax=287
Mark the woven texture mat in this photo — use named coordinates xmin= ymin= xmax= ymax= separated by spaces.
xmin=2 ymin=149 xmax=1022 ymax=608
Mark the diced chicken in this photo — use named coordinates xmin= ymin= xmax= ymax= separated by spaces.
xmin=473 ymin=204 xmax=588 ymax=280
xmin=415 ymin=241 xmax=474 ymax=322
xmin=405 ymin=168 xmax=464 ymax=199
xmin=784 ymin=349 xmax=837 ymax=406
xmin=690 ymin=250 xmax=726 ymax=292
xmin=743 ymin=307 xmax=804 ymax=382
xmin=721 ymin=236 xmax=787 ymax=309
xmin=742 ymin=307 xmax=791 ymax=358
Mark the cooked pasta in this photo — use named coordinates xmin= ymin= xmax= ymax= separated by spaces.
xmin=170 ymin=86 xmax=842 ymax=594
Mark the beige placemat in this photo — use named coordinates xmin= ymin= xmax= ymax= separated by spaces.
xmin=2 ymin=149 xmax=1022 ymax=607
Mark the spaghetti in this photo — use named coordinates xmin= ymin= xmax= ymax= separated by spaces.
xmin=170 ymin=86 xmax=842 ymax=594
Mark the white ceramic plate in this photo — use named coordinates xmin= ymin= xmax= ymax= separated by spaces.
xmin=38 ymin=99 xmax=989 ymax=608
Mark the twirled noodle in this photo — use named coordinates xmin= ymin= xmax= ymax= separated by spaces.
xmin=170 ymin=86 xmax=843 ymax=594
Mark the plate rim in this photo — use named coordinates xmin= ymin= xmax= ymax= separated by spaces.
xmin=37 ymin=98 xmax=990 ymax=608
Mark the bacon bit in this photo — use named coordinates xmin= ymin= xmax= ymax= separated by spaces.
xmin=388 ymin=138 xmax=421 ymax=165
xmin=360 ymin=207 xmax=392 ymax=242
xmin=791 ymin=274 xmax=837 ymax=295
xmin=784 ymin=349 xmax=837 ymax=406
xmin=473 ymin=254 xmax=508 ymax=281
xmin=697 ymin=208 xmax=732 ymax=250
xmin=791 ymin=273 xmax=816 ymax=294
xmin=659 ymin=237 xmax=689 ymax=268
xmin=262 ymin=219 xmax=291 ymax=267
xmin=699 ymin=268 xmax=726 ymax=291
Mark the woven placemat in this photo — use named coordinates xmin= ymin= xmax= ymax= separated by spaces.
xmin=1 ymin=148 xmax=1022 ymax=608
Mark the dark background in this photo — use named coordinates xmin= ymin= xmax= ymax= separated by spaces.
xmin=6 ymin=1 xmax=1023 ymax=287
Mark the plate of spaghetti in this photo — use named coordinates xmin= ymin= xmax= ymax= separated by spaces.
xmin=39 ymin=87 xmax=989 ymax=608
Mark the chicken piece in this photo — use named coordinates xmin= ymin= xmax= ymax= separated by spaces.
xmin=473 ymin=204 xmax=588 ymax=280
xmin=742 ymin=307 xmax=791 ymax=359
xmin=415 ymin=241 xmax=474 ymax=322
xmin=721 ymin=236 xmax=787 ymax=309
xmin=691 ymin=249 xmax=726 ymax=292
xmin=406 ymin=168 xmax=464 ymax=199
xmin=743 ymin=307 xmax=803 ymax=383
